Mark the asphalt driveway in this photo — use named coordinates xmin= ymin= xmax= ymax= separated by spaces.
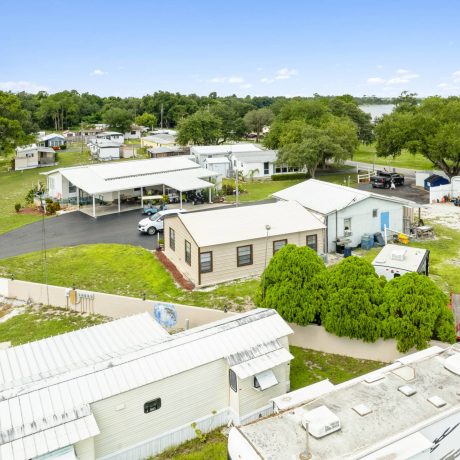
xmin=0 ymin=209 xmax=156 ymax=259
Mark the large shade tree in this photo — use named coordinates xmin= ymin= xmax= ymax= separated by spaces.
xmin=375 ymin=96 xmax=460 ymax=178
xmin=243 ymin=108 xmax=274 ymax=142
xmin=176 ymin=110 xmax=222 ymax=145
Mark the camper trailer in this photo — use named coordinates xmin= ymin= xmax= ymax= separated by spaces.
xmin=372 ymin=244 xmax=429 ymax=280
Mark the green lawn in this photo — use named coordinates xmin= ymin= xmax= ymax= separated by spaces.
xmin=0 ymin=244 xmax=258 ymax=310
xmin=354 ymin=224 xmax=460 ymax=293
xmin=353 ymin=144 xmax=434 ymax=170
xmin=0 ymin=306 xmax=107 ymax=345
xmin=0 ymin=148 xmax=93 ymax=235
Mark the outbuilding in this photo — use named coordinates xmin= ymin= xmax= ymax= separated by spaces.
xmin=191 ymin=143 xmax=261 ymax=167
xmin=164 ymin=201 xmax=326 ymax=287
xmin=0 ymin=309 xmax=293 ymax=460
xmin=424 ymin=174 xmax=449 ymax=190
xmin=88 ymin=139 xmax=121 ymax=160
xmin=372 ymin=243 xmax=429 ymax=280
xmin=14 ymin=144 xmax=56 ymax=170
xmin=42 ymin=157 xmax=220 ymax=217
xmin=273 ymin=179 xmax=416 ymax=252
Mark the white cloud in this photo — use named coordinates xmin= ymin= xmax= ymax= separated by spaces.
xmin=0 ymin=80 xmax=49 ymax=93
xmin=452 ymin=70 xmax=460 ymax=83
xmin=91 ymin=69 xmax=107 ymax=76
xmin=209 ymin=76 xmax=245 ymax=84
xmin=275 ymin=68 xmax=298 ymax=80
xmin=260 ymin=77 xmax=274 ymax=84
xmin=367 ymin=77 xmax=386 ymax=85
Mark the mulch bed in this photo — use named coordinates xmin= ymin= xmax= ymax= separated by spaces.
xmin=18 ymin=207 xmax=43 ymax=215
xmin=155 ymin=250 xmax=195 ymax=291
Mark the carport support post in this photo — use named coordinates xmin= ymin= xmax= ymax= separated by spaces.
xmin=209 ymin=187 xmax=212 ymax=203
xmin=76 ymin=187 xmax=80 ymax=208
xmin=92 ymin=195 xmax=96 ymax=218
xmin=162 ymin=184 xmax=165 ymax=195
xmin=179 ymin=191 xmax=183 ymax=210
xmin=117 ymin=190 xmax=121 ymax=213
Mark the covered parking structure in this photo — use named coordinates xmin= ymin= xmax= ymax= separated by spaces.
xmin=43 ymin=157 xmax=221 ymax=217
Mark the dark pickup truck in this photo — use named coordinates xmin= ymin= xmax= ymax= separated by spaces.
xmin=370 ymin=170 xmax=405 ymax=188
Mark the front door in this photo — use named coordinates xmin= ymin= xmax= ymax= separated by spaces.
xmin=380 ymin=211 xmax=390 ymax=231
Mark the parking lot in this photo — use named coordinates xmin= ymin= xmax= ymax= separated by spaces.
xmin=357 ymin=175 xmax=429 ymax=204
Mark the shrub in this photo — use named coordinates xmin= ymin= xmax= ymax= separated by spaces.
xmin=380 ymin=273 xmax=456 ymax=352
xmin=256 ymin=245 xmax=328 ymax=325
xmin=45 ymin=200 xmax=61 ymax=215
xmin=323 ymin=257 xmax=386 ymax=342
xmin=272 ymin=172 xmax=309 ymax=181
xmin=60 ymin=144 xmax=67 ymax=150
xmin=14 ymin=203 xmax=21 ymax=213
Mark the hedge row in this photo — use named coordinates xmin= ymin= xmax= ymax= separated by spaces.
xmin=271 ymin=172 xmax=309 ymax=181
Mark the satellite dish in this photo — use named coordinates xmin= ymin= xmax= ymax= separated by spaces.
xmin=153 ymin=302 xmax=177 ymax=327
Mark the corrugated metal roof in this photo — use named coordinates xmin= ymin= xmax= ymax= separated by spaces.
xmin=0 ymin=413 xmax=99 ymax=460
xmin=229 ymin=343 xmax=293 ymax=379
xmin=232 ymin=150 xmax=277 ymax=163
xmin=0 ymin=313 xmax=168 ymax=393
xmin=191 ymin=144 xmax=261 ymax=155
xmin=175 ymin=201 xmax=326 ymax=247
xmin=42 ymin=157 xmax=219 ymax=195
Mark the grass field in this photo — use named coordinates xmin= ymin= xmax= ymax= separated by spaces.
xmin=0 ymin=148 xmax=93 ymax=235
xmin=354 ymin=224 xmax=460 ymax=293
xmin=0 ymin=244 xmax=258 ymax=310
xmin=0 ymin=306 xmax=107 ymax=345
xmin=353 ymin=144 xmax=434 ymax=170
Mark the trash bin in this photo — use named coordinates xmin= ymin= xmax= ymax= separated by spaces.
xmin=344 ymin=247 xmax=352 ymax=257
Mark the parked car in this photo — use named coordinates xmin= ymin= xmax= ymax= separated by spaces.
xmin=371 ymin=171 xmax=405 ymax=188
xmin=138 ymin=209 xmax=187 ymax=235
xmin=142 ymin=203 xmax=167 ymax=216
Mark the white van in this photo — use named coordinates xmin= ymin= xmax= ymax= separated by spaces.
xmin=138 ymin=209 xmax=186 ymax=235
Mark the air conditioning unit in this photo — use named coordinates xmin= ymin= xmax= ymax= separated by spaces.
xmin=391 ymin=248 xmax=406 ymax=261
xmin=301 ymin=405 xmax=341 ymax=438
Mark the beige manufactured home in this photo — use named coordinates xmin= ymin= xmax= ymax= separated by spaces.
xmin=0 ymin=309 xmax=293 ymax=460
xmin=164 ymin=201 xmax=326 ymax=287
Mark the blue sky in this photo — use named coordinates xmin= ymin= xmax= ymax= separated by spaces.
xmin=1 ymin=0 xmax=460 ymax=97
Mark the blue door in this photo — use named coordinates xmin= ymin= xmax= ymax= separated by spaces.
xmin=380 ymin=211 xmax=390 ymax=231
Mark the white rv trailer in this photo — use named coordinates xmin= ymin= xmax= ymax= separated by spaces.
xmin=372 ymin=243 xmax=429 ymax=280
xmin=228 ymin=346 xmax=460 ymax=460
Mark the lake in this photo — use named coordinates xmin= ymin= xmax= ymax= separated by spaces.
xmin=359 ymin=104 xmax=395 ymax=120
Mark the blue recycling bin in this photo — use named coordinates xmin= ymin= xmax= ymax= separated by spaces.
xmin=344 ymin=247 xmax=352 ymax=257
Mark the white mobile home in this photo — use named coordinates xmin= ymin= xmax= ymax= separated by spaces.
xmin=95 ymin=131 xmax=124 ymax=144
xmin=0 ymin=309 xmax=293 ymax=460
xmin=38 ymin=133 xmax=66 ymax=148
xmin=164 ymin=201 xmax=326 ymax=287
xmin=273 ymin=179 xmax=415 ymax=252
xmin=204 ymin=156 xmax=231 ymax=176
xmin=14 ymin=144 xmax=56 ymax=170
xmin=88 ymin=139 xmax=121 ymax=160
xmin=191 ymin=143 xmax=262 ymax=167
xmin=230 ymin=149 xmax=280 ymax=179
xmin=228 ymin=346 xmax=460 ymax=459
xmin=372 ymin=244 xmax=430 ymax=280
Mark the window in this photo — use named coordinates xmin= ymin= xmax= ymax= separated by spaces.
xmin=144 ymin=398 xmax=161 ymax=413
xmin=237 ymin=245 xmax=253 ymax=267
xmin=273 ymin=239 xmax=287 ymax=254
xmin=169 ymin=227 xmax=175 ymax=251
xmin=68 ymin=181 xmax=76 ymax=194
xmin=253 ymin=370 xmax=278 ymax=390
xmin=200 ymin=251 xmax=213 ymax=273
xmin=229 ymin=369 xmax=237 ymax=392
xmin=131 ymin=130 xmax=136 ymax=135
xmin=372 ymin=209 xmax=378 ymax=218
xmin=263 ymin=162 xmax=270 ymax=175
xmin=344 ymin=218 xmax=352 ymax=235
xmin=185 ymin=240 xmax=191 ymax=265
xmin=307 ymin=235 xmax=318 ymax=252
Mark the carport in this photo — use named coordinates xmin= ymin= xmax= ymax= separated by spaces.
xmin=43 ymin=157 xmax=220 ymax=218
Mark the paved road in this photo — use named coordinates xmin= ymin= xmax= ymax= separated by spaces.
xmin=0 ymin=200 xmax=276 ymax=260
xmin=0 ymin=210 xmax=155 ymax=259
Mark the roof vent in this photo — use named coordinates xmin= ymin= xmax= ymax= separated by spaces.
xmin=352 ymin=403 xmax=372 ymax=416
xmin=392 ymin=366 xmax=415 ymax=381
xmin=301 ymin=406 xmax=341 ymax=438
xmin=427 ymin=396 xmax=446 ymax=408
xmin=391 ymin=249 xmax=406 ymax=261
xmin=444 ymin=353 xmax=460 ymax=376
xmin=398 ymin=385 xmax=417 ymax=397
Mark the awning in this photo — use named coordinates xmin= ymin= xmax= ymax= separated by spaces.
xmin=254 ymin=369 xmax=278 ymax=390
xmin=230 ymin=347 xmax=293 ymax=380
xmin=164 ymin=176 xmax=214 ymax=192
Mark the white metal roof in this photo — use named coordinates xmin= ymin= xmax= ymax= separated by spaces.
xmin=0 ymin=413 xmax=99 ymax=460
xmin=42 ymin=157 xmax=219 ymax=195
xmin=232 ymin=150 xmax=277 ymax=163
xmin=0 ymin=313 xmax=168 ymax=393
xmin=204 ymin=157 xmax=230 ymax=164
xmin=273 ymin=179 xmax=416 ymax=215
xmin=142 ymin=134 xmax=177 ymax=145
xmin=0 ymin=309 xmax=292 ymax=459
xmin=163 ymin=176 xmax=214 ymax=192
xmin=372 ymin=244 xmax=429 ymax=272
xmin=175 ymin=201 xmax=326 ymax=247
xmin=237 ymin=346 xmax=460 ymax=459
xmin=191 ymin=143 xmax=262 ymax=155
